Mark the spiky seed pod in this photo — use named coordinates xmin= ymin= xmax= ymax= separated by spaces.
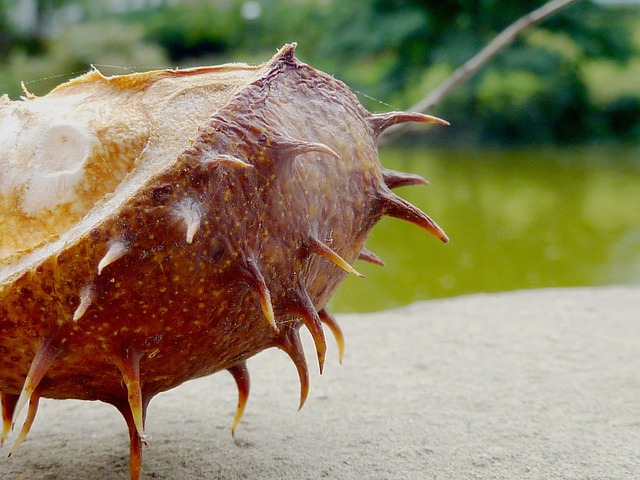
xmin=0 ymin=44 xmax=448 ymax=479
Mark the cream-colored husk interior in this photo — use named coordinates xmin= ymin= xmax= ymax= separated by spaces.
xmin=0 ymin=61 xmax=265 ymax=274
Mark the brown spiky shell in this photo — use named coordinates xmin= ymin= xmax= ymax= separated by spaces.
xmin=0 ymin=44 xmax=447 ymax=479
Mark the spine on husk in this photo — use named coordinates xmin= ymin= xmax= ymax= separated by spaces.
xmin=0 ymin=44 xmax=447 ymax=480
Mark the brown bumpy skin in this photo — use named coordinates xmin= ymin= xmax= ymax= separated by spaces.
xmin=0 ymin=44 xmax=448 ymax=479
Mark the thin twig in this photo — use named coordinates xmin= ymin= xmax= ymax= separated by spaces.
xmin=380 ymin=0 xmax=581 ymax=143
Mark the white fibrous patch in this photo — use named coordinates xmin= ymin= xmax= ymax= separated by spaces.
xmin=0 ymin=109 xmax=21 ymax=147
xmin=173 ymin=198 xmax=203 ymax=244
xmin=98 ymin=241 xmax=128 ymax=275
xmin=0 ymin=95 xmax=100 ymax=215
xmin=73 ymin=285 xmax=94 ymax=322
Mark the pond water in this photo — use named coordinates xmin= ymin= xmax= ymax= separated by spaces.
xmin=330 ymin=144 xmax=640 ymax=312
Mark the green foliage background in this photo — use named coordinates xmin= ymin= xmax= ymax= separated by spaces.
xmin=1 ymin=0 xmax=639 ymax=144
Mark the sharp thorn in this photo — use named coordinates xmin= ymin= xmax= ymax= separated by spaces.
xmin=8 ymin=388 xmax=41 ymax=457
xmin=116 ymin=349 xmax=145 ymax=438
xmin=174 ymin=198 xmax=203 ymax=244
xmin=113 ymin=398 xmax=147 ymax=480
xmin=367 ymin=111 xmax=449 ymax=137
xmin=308 ymin=238 xmax=364 ymax=278
xmin=319 ymin=308 xmax=345 ymax=364
xmin=206 ymin=153 xmax=253 ymax=168
xmin=73 ymin=285 xmax=94 ymax=322
xmin=277 ymin=325 xmax=310 ymax=410
xmin=381 ymin=168 xmax=429 ymax=189
xmin=381 ymin=192 xmax=449 ymax=243
xmin=129 ymin=429 xmax=143 ymax=480
xmin=358 ymin=248 xmax=385 ymax=267
xmin=1 ymin=394 xmax=19 ymax=446
xmin=13 ymin=338 xmax=58 ymax=424
xmin=242 ymin=261 xmax=277 ymax=330
xmin=277 ymin=138 xmax=340 ymax=160
xmin=227 ymin=362 xmax=250 ymax=437
xmin=286 ymin=289 xmax=326 ymax=374
xmin=98 ymin=241 xmax=128 ymax=275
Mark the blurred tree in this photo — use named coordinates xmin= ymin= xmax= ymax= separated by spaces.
xmin=136 ymin=2 xmax=245 ymax=61
xmin=334 ymin=0 xmax=635 ymax=90
xmin=0 ymin=0 xmax=12 ymax=61
xmin=311 ymin=0 xmax=639 ymax=143
xmin=0 ymin=19 xmax=167 ymax=98
xmin=1 ymin=0 xmax=638 ymax=143
xmin=33 ymin=0 xmax=65 ymax=39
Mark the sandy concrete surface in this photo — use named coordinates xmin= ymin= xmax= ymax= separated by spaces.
xmin=1 ymin=286 xmax=639 ymax=479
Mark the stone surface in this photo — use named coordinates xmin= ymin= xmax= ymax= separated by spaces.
xmin=2 ymin=286 xmax=639 ymax=479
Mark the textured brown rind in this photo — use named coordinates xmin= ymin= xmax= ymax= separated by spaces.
xmin=0 ymin=44 xmax=447 ymax=479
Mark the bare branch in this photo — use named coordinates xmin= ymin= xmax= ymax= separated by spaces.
xmin=380 ymin=0 xmax=581 ymax=143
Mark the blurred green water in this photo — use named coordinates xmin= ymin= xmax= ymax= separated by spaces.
xmin=329 ymin=145 xmax=640 ymax=312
